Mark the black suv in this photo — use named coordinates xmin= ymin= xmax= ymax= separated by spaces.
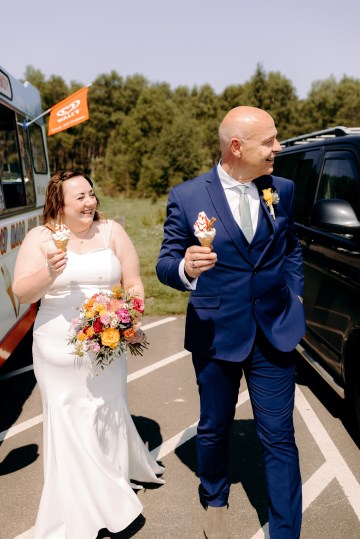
xmin=273 ymin=127 xmax=360 ymax=430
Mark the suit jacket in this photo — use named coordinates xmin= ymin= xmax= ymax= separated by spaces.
xmin=156 ymin=166 xmax=306 ymax=362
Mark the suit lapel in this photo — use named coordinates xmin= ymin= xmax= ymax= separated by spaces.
xmin=205 ymin=170 xmax=248 ymax=253
xmin=254 ymin=175 xmax=276 ymax=231
xmin=205 ymin=169 xmax=253 ymax=264
xmin=253 ymin=176 xmax=278 ymax=267
xmin=204 ymin=170 xmax=279 ymax=266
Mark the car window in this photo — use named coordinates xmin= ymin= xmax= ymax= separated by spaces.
xmin=274 ymin=149 xmax=321 ymax=224
xmin=317 ymin=153 xmax=360 ymax=219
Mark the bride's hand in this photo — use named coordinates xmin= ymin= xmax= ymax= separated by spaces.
xmin=126 ymin=329 xmax=147 ymax=344
xmin=47 ymin=250 xmax=67 ymax=274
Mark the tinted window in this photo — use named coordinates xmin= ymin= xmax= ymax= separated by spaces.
xmin=0 ymin=103 xmax=26 ymax=209
xmin=274 ymin=149 xmax=321 ymax=224
xmin=317 ymin=152 xmax=360 ymax=219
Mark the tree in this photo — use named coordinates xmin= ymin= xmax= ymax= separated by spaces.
xmin=19 ymin=65 xmax=360 ymax=198
xmin=298 ymin=77 xmax=338 ymax=133
xmin=241 ymin=65 xmax=299 ymax=139
xmin=334 ymin=77 xmax=360 ymax=127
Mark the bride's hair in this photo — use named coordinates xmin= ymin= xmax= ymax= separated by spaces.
xmin=42 ymin=170 xmax=102 ymax=225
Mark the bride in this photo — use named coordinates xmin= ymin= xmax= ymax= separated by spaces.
xmin=13 ymin=170 xmax=164 ymax=539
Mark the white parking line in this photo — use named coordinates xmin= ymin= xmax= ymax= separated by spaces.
xmin=142 ymin=317 xmax=177 ymax=330
xmin=151 ymin=390 xmax=250 ymax=460
xmin=295 ymin=386 xmax=360 ymax=520
xmin=0 ymin=414 xmax=43 ymax=443
xmin=0 ymin=350 xmax=190 ymax=442
xmin=7 ymin=346 xmax=360 ymax=538
xmin=0 ymin=365 xmax=34 ymax=381
xmin=127 ymin=350 xmax=189 ymax=382
xmin=17 ymin=385 xmax=360 ymax=539
xmin=13 ymin=529 xmax=33 ymax=539
xmin=250 ymin=386 xmax=360 ymax=538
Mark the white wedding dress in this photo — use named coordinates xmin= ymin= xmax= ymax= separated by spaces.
xmin=32 ymin=221 xmax=164 ymax=539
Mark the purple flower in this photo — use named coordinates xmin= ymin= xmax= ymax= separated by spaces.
xmin=70 ymin=317 xmax=81 ymax=332
xmin=116 ymin=308 xmax=131 ymax=324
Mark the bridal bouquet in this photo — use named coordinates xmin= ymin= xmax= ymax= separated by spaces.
xmin=68 ymin=285 xmax=148 ymax=368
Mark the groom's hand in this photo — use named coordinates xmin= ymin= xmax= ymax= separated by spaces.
xmin=185 ymin=245 xmax=217 ymax=279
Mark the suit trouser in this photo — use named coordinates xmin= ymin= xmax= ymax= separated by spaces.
xmin=192 ymin=331 xmax=302 ymax=539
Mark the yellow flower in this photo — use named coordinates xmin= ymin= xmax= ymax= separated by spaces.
xmin=112 ymin=285 xmax=123 ymax=299
xmin=77 ymin=331 xmax=87 ymax=341
xmin=262 ymin=188 xmax=273 ymax=206
xmin=101 ymin=328 xmax=120 ymax=349
xmin=262 ymin=188 xmax=280 ymax=220
xmin=86 ymin=326 xmax=95 ymax=337
xmin=85 ymin=310 xmax=94 ymax=319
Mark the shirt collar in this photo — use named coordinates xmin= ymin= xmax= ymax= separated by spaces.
xmin=217 ymin=162 xmax=256 ymax=191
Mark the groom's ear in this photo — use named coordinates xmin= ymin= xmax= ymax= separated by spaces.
xmin=230 ymin=137 xmax=242 ymax=158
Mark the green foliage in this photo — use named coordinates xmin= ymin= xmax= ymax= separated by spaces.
xmin=20 ymin=64 xmax=360 ymax=313
xmin=98 ymin=193 xmax=189 ymax=315
xmin=21 ymin=64 xmax=360 ymax=196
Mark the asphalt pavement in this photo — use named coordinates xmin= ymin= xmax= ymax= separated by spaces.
xmin=1 ymin=316 xmax=360 ymax=538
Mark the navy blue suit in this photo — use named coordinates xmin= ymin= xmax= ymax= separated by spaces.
xmin=156 ymin=167 xmax=305 ymax=538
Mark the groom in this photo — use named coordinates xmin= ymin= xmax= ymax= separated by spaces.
xmin=156 ymin=106 xmax=305 ymax=539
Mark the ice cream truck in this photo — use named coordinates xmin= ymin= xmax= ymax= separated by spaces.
xmin=0 ymin=66 xmax=50 ymax=365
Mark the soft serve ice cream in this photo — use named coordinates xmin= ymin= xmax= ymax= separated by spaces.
xmin=52 ymin=224 xmax=71 ymax=252
xmin=194 ymin=211 xmax=216 ymax=247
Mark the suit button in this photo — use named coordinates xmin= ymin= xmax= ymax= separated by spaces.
xmin=253 ymin=269 xmax=257 ymax=275
xmin=252 ymin=299 xmax=258 ymax=305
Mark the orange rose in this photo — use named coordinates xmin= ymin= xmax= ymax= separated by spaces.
xmin=85 ymin=297 xmax=96 ymax=309
xmin=123 ymin=328 xmax=136 ymax=340
xmin=101 ymin=328 xmax=120 ymax=349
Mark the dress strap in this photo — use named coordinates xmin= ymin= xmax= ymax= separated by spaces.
xmin=99 ymin=220 xmax=113 ymax=248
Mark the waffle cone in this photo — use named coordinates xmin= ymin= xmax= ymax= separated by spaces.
xmin=198 ymin=236 xmax=214 ymax=247
xmin=53 ymin=239 xmax=69 ymax=252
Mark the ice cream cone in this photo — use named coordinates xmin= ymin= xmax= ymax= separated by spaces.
xmin=53 ymin=239 xmax=69 ymax=252
xmin=198 ymin=236 xmax=215 ymax=247
xmin=194 ymin=212 xmax=216 ymax=247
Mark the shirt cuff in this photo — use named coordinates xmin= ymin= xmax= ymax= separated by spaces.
xmin=179 ymin=258 xmax=198 ymax=290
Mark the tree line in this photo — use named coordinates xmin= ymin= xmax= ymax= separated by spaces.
xmin=23 ymin=64 xmax=360 ymax=199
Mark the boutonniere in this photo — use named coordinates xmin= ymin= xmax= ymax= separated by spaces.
xmin=262 ymin=188 xmax=280 ymax=220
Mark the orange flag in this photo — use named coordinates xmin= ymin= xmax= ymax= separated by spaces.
xmin=48 ymin=86 xmax=89 ymax=136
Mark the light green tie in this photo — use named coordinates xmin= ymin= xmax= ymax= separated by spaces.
xmin=238 ymin=184 xmax=253 ymax=243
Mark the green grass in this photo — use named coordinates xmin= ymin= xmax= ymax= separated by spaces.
xmin=99 ymin=193 xmax=189 ymax=316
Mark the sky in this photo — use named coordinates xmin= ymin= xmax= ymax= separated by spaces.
xmin=2 ymin=0 xmax=360 ymax=100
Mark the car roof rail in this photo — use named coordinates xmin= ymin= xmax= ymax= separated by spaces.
xmin=280 ymin=126 xmax=360 ymax=147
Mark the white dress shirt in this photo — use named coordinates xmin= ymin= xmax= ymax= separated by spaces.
xmin=179 ymin=163 xmax=260 ymax=289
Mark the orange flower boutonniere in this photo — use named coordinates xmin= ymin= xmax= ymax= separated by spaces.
xmin=262 ymin=188 xmax=280 ymax=220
